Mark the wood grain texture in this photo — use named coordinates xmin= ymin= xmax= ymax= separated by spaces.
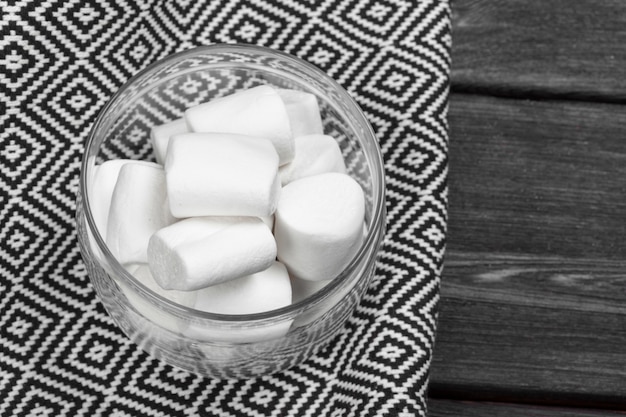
xmin=446 ymin=93 xmax=626 ymax=260
xmin=429 ymin=93 xmax=626 ymax=408
xmin=429 ymin=400 xmax=626 ymax=417
xmin=451 ymin=0 xmax=626 ymax=100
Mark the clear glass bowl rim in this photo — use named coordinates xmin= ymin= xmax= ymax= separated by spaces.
xmin=79 ymin=43 xmax=386 ymax=324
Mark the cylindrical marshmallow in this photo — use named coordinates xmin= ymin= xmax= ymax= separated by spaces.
xmin=184 ymin=261 xmax=293 ymax=343
xmin=260 ymin=215 xmax=274 ymax=230
xmin=192 ymin=261 xmax=292 ymax=315
xmin=165 ymin=133 xmax=281 ymax=218
xmin=274 ymin=172 xmax=365 ymax=281
xmin=89 ymin=159 xmax=156 ymax=241
xmin=184 ymin=85 xmax=295 ymax=165
xmin=106 ymin=162 xmax=176 ymax=265
xmin=276 ymin=89 xmax=324 ymax=138
xmin=279 ymin=134 xmax=347 ymax=186
xmin=150 ymin=118 xmax=189 ymax=164
xmin=147 ymin=216 xmax=277 ymax=291
xmin=117 ymin=264 xmax=195 ymax=334
xmin=127 ymin=263 xmax=197 ymax=307
xmin=89 ymin=159 xmax=128 ymax=241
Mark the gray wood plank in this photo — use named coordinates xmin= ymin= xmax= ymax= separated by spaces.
xmin=446 ymin=94 xmax=626 ymax=260
xmin=428 ymin=399 xmax=626 ymax=417
xmin=451 ymin=0 xmax=626 ymax=100
xmin=429 ymin=93 xmax=626 ymax=407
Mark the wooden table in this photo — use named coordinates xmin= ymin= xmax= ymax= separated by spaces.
xmin=427 ymin=1 xmax=626 ymax=415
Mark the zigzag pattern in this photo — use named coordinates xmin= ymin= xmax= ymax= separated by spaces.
xmin=0 ymin=0 xmax=449 ymax=415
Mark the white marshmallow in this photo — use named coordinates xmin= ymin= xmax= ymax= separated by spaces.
xmin=106 ymin=162 xmax=176 ymax=265
xmin=279 ymin=134 xmax=347 ymax=186
xmin=150 ymin=118 xmax=188 ymax=164
xmin=117 ymin=264 xmax=195 ymax=334
xmin=147 ymin=216 xmax=277 ymax=291
xmin=165 ymin=133 xmax=281 ymax=218
xmin=260 ymin=215 xmax=275 ymax=230
xmin=184 ymin=261 xmax=293 ymax=343
xmin=193 ymin=261 xmax=291 ymax=314
xmin=89 ymin=159 xmax=156 ymax=241
xmin=186 ymin=318 xmax=292 ymax=344
xmin=277 ymin=89 xmax=324 ymax=138
xmin=127 ymin=263 xmax=197 ymax=307
xmin=185 ymin=85 xmax=295 ymax=165
xmin=274 ymin=172 xmax=365 ymax=281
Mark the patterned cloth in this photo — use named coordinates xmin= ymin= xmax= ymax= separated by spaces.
xmin=0 ymin=1 xmax=449 ymax=416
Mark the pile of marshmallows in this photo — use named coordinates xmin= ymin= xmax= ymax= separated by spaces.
xmin=90 ymin=85 xmax=366 ymax=317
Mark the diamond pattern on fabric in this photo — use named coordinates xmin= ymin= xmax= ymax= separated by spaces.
xmin=0 ymin=0 xmax=449 ymax=415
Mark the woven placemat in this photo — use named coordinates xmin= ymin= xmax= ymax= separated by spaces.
xmin=0 ymin=1 xmax=449 ymax=415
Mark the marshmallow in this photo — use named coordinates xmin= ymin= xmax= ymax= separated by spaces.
xmin=260 ymin=215 xmax=275 ymax=230
xmin=274 ymin=172 xmax=365 ymax=281
xmin=184 ymin=261 xmax=293 ymax=343
xmin=147 ymin=216 xmax=277 ymax=291
xmin=165 ymin=133 xmax=281 ymax=218
xmin=106 ymin=162 xmax=176 ymax=265
xmin=185 ymin=85 xmax=295 ymax=165
xmin=279 ymin=134 xmax=347 ymax=186
xmin=127 ymin=263 xmax=197 ymax=307
xmin=117 ymin=264 xmax=195 ymax=334
xmin=150 ymin=118 xmax=189 ymax=164
xmin=188 ymin=318 xmax=292 ymax=344
xmin=277 ymin=89 xmax=324 ymax=138
xmin=89 ymin=159 xmax=155 ymax=241
xmin=193 ymin=261 xmax=292 ymax=314
xmin=90 ymin=159 xmax=128 ymax=241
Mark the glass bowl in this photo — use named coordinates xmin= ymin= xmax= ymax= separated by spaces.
xmin=76 ymin=44 xmax=386 ymax=379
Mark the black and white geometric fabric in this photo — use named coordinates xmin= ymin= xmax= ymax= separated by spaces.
xmin=0 ymin=0 xmax=449 ymax=416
